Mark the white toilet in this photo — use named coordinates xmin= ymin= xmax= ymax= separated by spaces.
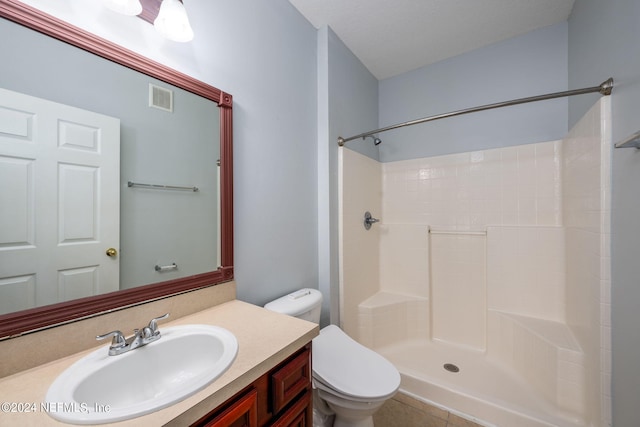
xmin=265 ymin=288 xmax=400 ymax=427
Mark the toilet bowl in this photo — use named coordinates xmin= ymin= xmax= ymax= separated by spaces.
xmin=265 ymin=289 xmax=400 ymax=427
xmin=312 ymin=324 xmax=400 ymax=427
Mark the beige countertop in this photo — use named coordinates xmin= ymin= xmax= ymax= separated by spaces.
xmin=0 ymin=300 xmax=319 ymax=426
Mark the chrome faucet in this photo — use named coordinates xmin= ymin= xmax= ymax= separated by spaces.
xmin=96 ymin=313 xmax=170 ymax=356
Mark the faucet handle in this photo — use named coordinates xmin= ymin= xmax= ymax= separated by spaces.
xmin=147 ymin=313 xmax=170 ymax=335
xmin=96 ymin=330 xmax=126 ymax=348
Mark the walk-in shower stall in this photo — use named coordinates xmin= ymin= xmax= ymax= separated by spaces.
xmin=338 ymin=88 xmax=613 ymax=426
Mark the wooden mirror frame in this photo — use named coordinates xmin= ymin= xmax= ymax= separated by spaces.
xmin=0 ymin=0 xmax=233 ymax=339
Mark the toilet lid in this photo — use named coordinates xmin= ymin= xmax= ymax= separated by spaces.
xmin=312 ymin=325 xmax=400 ymax=400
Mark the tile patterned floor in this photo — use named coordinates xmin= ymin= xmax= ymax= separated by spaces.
xmin=373 ymin=392 xmax=485 ymax=427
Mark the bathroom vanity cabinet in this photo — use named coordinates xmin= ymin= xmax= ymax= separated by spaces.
xmin=0 ymin=296 xmax=319 ymax=427
xmin=193 ymin=344 xmax=312 ymax=427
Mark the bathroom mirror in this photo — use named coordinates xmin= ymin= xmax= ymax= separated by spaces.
xmin=0 ymin=0 xmax=233 ymax=338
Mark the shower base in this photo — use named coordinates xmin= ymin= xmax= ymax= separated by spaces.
xmin=377 ymin=339 xmax=585 ymax=427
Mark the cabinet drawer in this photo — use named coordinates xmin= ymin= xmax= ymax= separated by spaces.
xmin=271 ymin=348 xmax=311 ymax=414
xmin=202 ymin=388 xmax=258 ymax=427
xmin=270 ymin=389 xmax=311 ymax=427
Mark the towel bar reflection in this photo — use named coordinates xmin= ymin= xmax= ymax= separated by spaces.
xmin=155 ymin=263 xmax=177 ymax=272
xmin=128 ymin=181 xmax=199 ymax=192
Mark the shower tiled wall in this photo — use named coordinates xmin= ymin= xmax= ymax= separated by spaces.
xmin=382 ymin=141 xmax=562 ymax=228
xmin=380 ymin=140 xmax=566 ymax=352
xmin=343 ymin=139 xmax=566 ymax=343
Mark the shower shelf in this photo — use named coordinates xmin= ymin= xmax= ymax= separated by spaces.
xmin=428 ymin=228 xmax=486 ymax=236
xmin=614 ymin=130 xmax=640 ymax=149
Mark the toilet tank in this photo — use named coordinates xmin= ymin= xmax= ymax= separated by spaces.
xmin=264 ymin=288 xmax=322 ymax=323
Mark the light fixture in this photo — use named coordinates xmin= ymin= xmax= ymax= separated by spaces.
xmin=103 ymin=0 xmax=143 ymax=16
xmin=154 ymin=0 xmax=194 ymax=43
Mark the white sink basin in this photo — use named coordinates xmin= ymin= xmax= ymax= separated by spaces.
xmin=46 ymin=324 xmax=238 ymax=425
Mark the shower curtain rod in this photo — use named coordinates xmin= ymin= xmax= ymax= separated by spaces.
xmin=337 ymin=78 xmax=614 ymax=146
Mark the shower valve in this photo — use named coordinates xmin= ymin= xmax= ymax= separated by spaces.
xmin=364 ymin=211 xmax=380 ymax=230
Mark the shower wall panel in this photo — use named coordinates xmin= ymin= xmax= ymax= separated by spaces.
xmin=379 ymin=224 xmax=429 ymax=297
xmin=487 ymin=225 xmax=565 ymax=321
xmin=339 ymin=147 xmax=382 ymax=338
xmin=562 ymin=98 xmax=612 ymax=426
xmin=430 ymin=233 xmax=486 ymax=350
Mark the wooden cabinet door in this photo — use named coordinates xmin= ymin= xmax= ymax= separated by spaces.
xmin=203 ymin=388 xmax=258 ymax=427
xmin=271 ymin=348 xmax=311 ymax=414
xmin=191 ymin=344 xmax=312 ymax=427
xmin=270 ymin=390 xmax=311 ymax=427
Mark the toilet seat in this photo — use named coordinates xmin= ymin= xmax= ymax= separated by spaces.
xmin=313 ymin=377 xmax=385 ymax=404
xmin=312 ymin=325 xmax=400 ymax=401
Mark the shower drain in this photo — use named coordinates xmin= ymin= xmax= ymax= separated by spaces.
xmin=443 ymin=363 xmax=460 ymax=373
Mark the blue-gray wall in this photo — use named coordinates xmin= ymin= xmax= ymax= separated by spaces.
xmin=568 ymin=1 xmax=640 ymax=426
xmin=318 ymin=27 xmax=379 ymax=325
xmin=377 ymin=23 xmax=568 ymax=162
xmin=192 ymin=1 xmax=319 ymax=305
xmin=326 ymin=27 xmax=380 ymax=163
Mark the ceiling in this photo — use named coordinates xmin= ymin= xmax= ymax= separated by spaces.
xmin=288 ymin=0 xmax=575 ymax=80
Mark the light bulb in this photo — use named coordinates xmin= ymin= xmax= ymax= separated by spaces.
xmin=154 ymin=0 xmax=194 ymax=42
xmin=104 ymin=0 xmax=143 ymax=16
